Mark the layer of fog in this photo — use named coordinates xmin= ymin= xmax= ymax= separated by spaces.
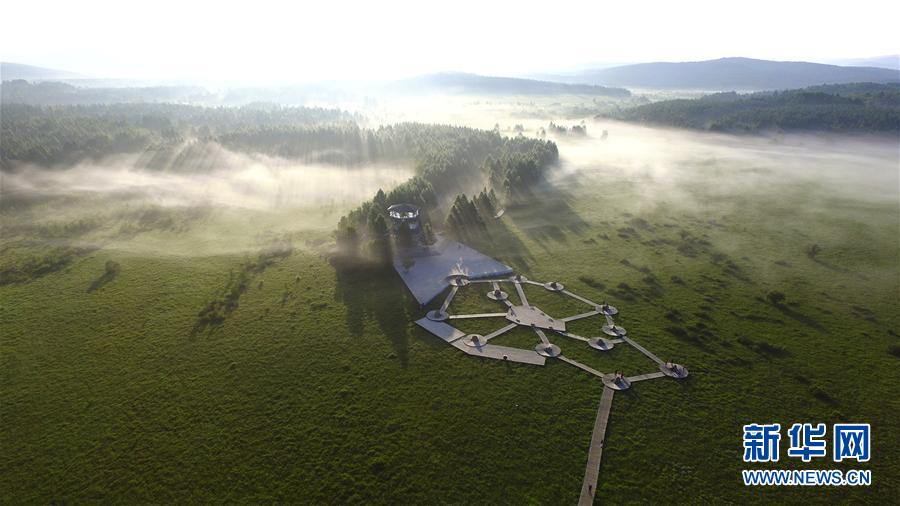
xmin=3 ymin=98 xmax=897 ymax=262
xmin=551 ymin=120 xmax=899 ymax=205
xmin=2 ymin=143 xmax=413 ymax=211
xmin=364 ymin=94 xmax=898 ymax=211
xmin=533 ymin=119 xmax=899 ymax=284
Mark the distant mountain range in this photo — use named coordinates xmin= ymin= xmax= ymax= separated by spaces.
xmin=387 ymin=72 xmax=630 ymax=97
xmin=1 ymin=69 xmax=633 ymax=105
xmin=547 ymin=57 xmax=900 ymax=91
xmin=6 ymin=58 xmax=900 ymax=97
xmin=821 ymin=55 xmax=900 ymax=71
xmin=1 ymin=62 xmax=87 ymax=81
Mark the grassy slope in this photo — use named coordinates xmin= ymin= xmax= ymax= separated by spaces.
xmin=465 ymin=162 xmax=900 ymax=503
xmin=2 ymin=150 xmax=899 ymax=504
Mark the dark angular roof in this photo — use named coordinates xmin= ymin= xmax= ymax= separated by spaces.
xmin=388 ymin=203 xmax=420 ymax=219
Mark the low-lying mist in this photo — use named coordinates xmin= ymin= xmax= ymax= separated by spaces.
xmin=0 ymin=141 xmax=416 ymax=259
xmin=545 ymin=120 xmax=899 ymax=211
xmin=362 ymin=96 xmax=898 ymax=208
xmin=2 ymin=142 xmax=413 ymax=211
xmin=522 ymin=119 xmax=899 ymax=285
xmin=3 ymin=103 xmax=897 ymax=265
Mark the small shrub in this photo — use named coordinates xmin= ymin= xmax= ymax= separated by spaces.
xmin=806 ymin=243 xmax=822 ymax=259
xmin=577 ymin=275 xmax=605 ymax=290
xmin=810 ymin=386 xmax=838 ymax=406
xmin=888 ymin=345 xmax=900 ymax=359
xmin=766 ymin=291 xmax=786 ymax=306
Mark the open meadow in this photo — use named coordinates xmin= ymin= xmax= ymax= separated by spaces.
xmin=1 ymin=109 xmax=898 ymax=504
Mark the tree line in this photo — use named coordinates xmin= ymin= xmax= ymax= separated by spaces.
xmin=1 ymin=80 xmax=214 ymax=106
xmin=335 ymin=127 xmax=558 ymax=263
xmin=600 ymin=83 xmax=900 ymax=133
xmin=1 ymin=101 xmax=560 ymax=267
xmin=0 ymin=102 xmax=359 ymax=169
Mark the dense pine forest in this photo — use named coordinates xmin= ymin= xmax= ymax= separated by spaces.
xmin=600 ymin=82 xmax=900 ymax=132
xmin=0 ymin=80 xmax=215 ymax=105
xmin=0 ymin=102 xmax=364 ymax=168
xmin=1 ymin=99 xmax=560 ymax=264
xmin=334 ymin=127 xmax=558 ymax=261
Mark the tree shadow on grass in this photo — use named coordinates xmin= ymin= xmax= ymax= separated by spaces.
xmin=191 ymin=245 xmax=293 ymax=337
xmin=664 ymin=325 xmax=717 ymax=353
xmin=87 ymin=260 xmax=120 ymax=292
xmin=332 ymin=259 xmax=414 ymax=368
xmin=505 ymin=179 xmax=589 ymax=246
xmin=737 ymin=336 xmax=791 ymax=359
xmin=0 ymin=246 xmax=95 ymax=286
xmin=468 ymin=217 xmax=535 ymax=272
xmin=771 ymin=303 xmax=825 ymax=331
xmin=728 ymin=310 xmax=785 ymax=325
xmin=809 ymin=257 xmax=868 ymax=281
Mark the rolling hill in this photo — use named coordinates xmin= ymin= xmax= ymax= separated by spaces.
xmin=389 ymin=72 xmax=630 ymax=97
xmin=1 ymin=62 xmax=87 ymax=81
xmin=823 ymin=55 xmax=900 ymax=71
xmin=1 ymin=66 xmax=631 ymax=104
xmin=561 ymin=57 xmax=900 ymax=91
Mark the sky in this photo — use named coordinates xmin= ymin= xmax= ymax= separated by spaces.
xmin=2 ymin=0 xmax=898 ymax=82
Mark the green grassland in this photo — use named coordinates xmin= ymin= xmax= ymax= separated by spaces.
xmin=2 ymin=129 xmax=899 ymax=504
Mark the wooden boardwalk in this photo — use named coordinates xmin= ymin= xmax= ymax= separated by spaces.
xmin=627 ymin=371 xmax=666 ymax=383
xmin=448 ymin=312 xmax=507 ymax=320
xmin=513 ymin=280 xmax=529 ymax=305
xmin=414 ymin=318 xmax=546 ymax=365
xmin=556 ymin=331 xmax=591 ymax=343
xmin=556 ymin=355 xmax=605 ymax=378
xmin=411 ymin=270 xmax=686 ymax=504
xmin=534 ymin=328 xmax=551 ymax=345
xmin=579 ymin=386 xmax=615 ymax=506
xmin=483 ymin=323 xmax=517 ymax=342
xmin=621 ymin=335 xmax=665 ymax=366
xmin=562 ymin=289 xmax=598 ymax=307
xmin=439 ymin=285 xmax=458 ymax=314
xmin=562 ymin=309 xmax=601 ymax=323
xmin=449 ymin=338 xmax=546 ymax=365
